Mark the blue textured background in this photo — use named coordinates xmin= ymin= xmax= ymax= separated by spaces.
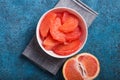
xmin=0 ymin=0 xmax=120 ymax=80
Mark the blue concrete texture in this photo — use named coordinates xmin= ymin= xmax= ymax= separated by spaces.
xmin=0 ymin=0 xmax=120 ymax=80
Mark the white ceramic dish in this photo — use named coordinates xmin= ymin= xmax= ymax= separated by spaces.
xmin=36 ymin=7 xmax=88 ymax=58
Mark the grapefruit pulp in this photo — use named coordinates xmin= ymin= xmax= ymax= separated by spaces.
xmin=59 ymin=12 xmax=79 ymax=33
xmin=43 ymin=35 xmax=60 ymax=50
xmin=40 ymin=12 xmax=57 ymax=39
xmin=53 ymin=39 xmax=81 ymax=56
xmin=63 ymin=53 xmax=100 ymax=80
xmin=50 ymin=17 xmax=65 ymax=42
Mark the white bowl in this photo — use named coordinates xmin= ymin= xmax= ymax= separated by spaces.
xmin=36 ymin=7 xmax=88 ymax=58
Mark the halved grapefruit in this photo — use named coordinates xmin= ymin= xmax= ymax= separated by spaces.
xmin=63 ymin=53 xmax=100 ymax=80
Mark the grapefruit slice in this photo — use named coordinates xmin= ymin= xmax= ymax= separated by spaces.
xmin=40 ymin=12 xmax=57 ymax=39
xmin=50 ymin=17 xmax=65 ymax=42
xmin=62 ymin=12 xmax=70 ymax=23
xmin=53 ymin=39 xmax=81 ymax=56
xmin=56 ymin=12 xmax=63 ymax=21
xmin=59 ymin=12 xmax=79 ymax=33
xmin=65 ymin=26 xmax=81 ymax=42
xmin=43 ymin=34 xmax=60 ymax=50
xmin=63 ymin=53 xmax=100 ymax=80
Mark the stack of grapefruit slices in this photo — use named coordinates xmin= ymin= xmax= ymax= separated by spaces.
xmin=39 ymin=11 xmax=82 ymax=56
xmin=63 ymin=53 xmax=100 ymax=80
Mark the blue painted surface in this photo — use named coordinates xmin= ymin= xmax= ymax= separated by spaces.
xmin=0 ymin=0 xmax=120 ymax=80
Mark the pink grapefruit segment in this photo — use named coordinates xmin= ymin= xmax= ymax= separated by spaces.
xmin=65 ymin=26 xmax=81 ymax=42
xmin=50 ymin=17 xmax=65 ymax=42
xmin=43 ymin=35 xmax=60 ymax=50
xmin=53 ymin=39 xmax=81 ymax=56
xmin=59 ymin=12 xmax=79 ymax=33
xmin=40 ymin=12 xmax=57 ymax=39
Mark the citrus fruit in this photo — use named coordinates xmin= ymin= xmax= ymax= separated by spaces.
xmin=50 ymin=17 xmax=66 ymax=42
xmin=62 ymin=12 xmax=71 ymax=24
xmin=65 ymin=26 xmax=81 ymax=42
xmin=40 ymin=12 xmax=57 ymax=39
xmin=56 ymin=12 xmax=63 ymax=21
xmin=53 ymin=39 xmax=81 ymax=56
xmin=43 ymin=34 xmax=60 ymax=50
xmin=63 ymin=53 xmax=100 ymax=80
xmin=59 ymin=12 xmax=79 ymax=33
xmin=63 ymin=58 xmax=83 ymax=80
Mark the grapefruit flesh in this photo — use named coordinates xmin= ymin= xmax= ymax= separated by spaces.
xmin=56 ymin=12 xmax=63 ymax=21
xmin=63 ymin=58 xmax=84 ymax=80
xmin=63 ymin=53 xmax=100 ymax=80
xmin=43 ymin=35 xmax=60 ymax=50
xmin=65 ymin=27 xmax=81 ymax=42
xmin=76 ymin=53 xmax=100 ymax=79
xmin=53 ymin=39 xmax=81 ymax=56
xmin=59 ymin=12 xmax=79 ymax=33
xmin=50 ymin=17 xmax=65 ymax=42
xmin=40 ymin=12 xmax=57 ymax=39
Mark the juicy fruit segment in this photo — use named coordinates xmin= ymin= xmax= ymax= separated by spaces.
xmin=65 ymin=27 xmax=81 ymax=42
xmin=40 ymin=12 xmax=57 ymax=39
xmin=56 ymin=12 xmax=63 ymax=21
xmin=62 ymin=12 xmax=70 ymax=23
xmin=50 ymin=17 xmax=65 ymax=42
xmin=59 ymin=12 xmax=79 ymax=33
xmin=53 ymin=39 xmax=81 ymax=55
xmin=63 ymin=53 xmax=100 ymax=80
xmin=43 ymin=35 xmax=60 ymax=50
xmin=63 ymin=58 xmax=84 ymax=80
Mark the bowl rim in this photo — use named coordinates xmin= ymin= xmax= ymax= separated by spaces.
xmin=36 ymin=7 xmax=88 ymax=58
